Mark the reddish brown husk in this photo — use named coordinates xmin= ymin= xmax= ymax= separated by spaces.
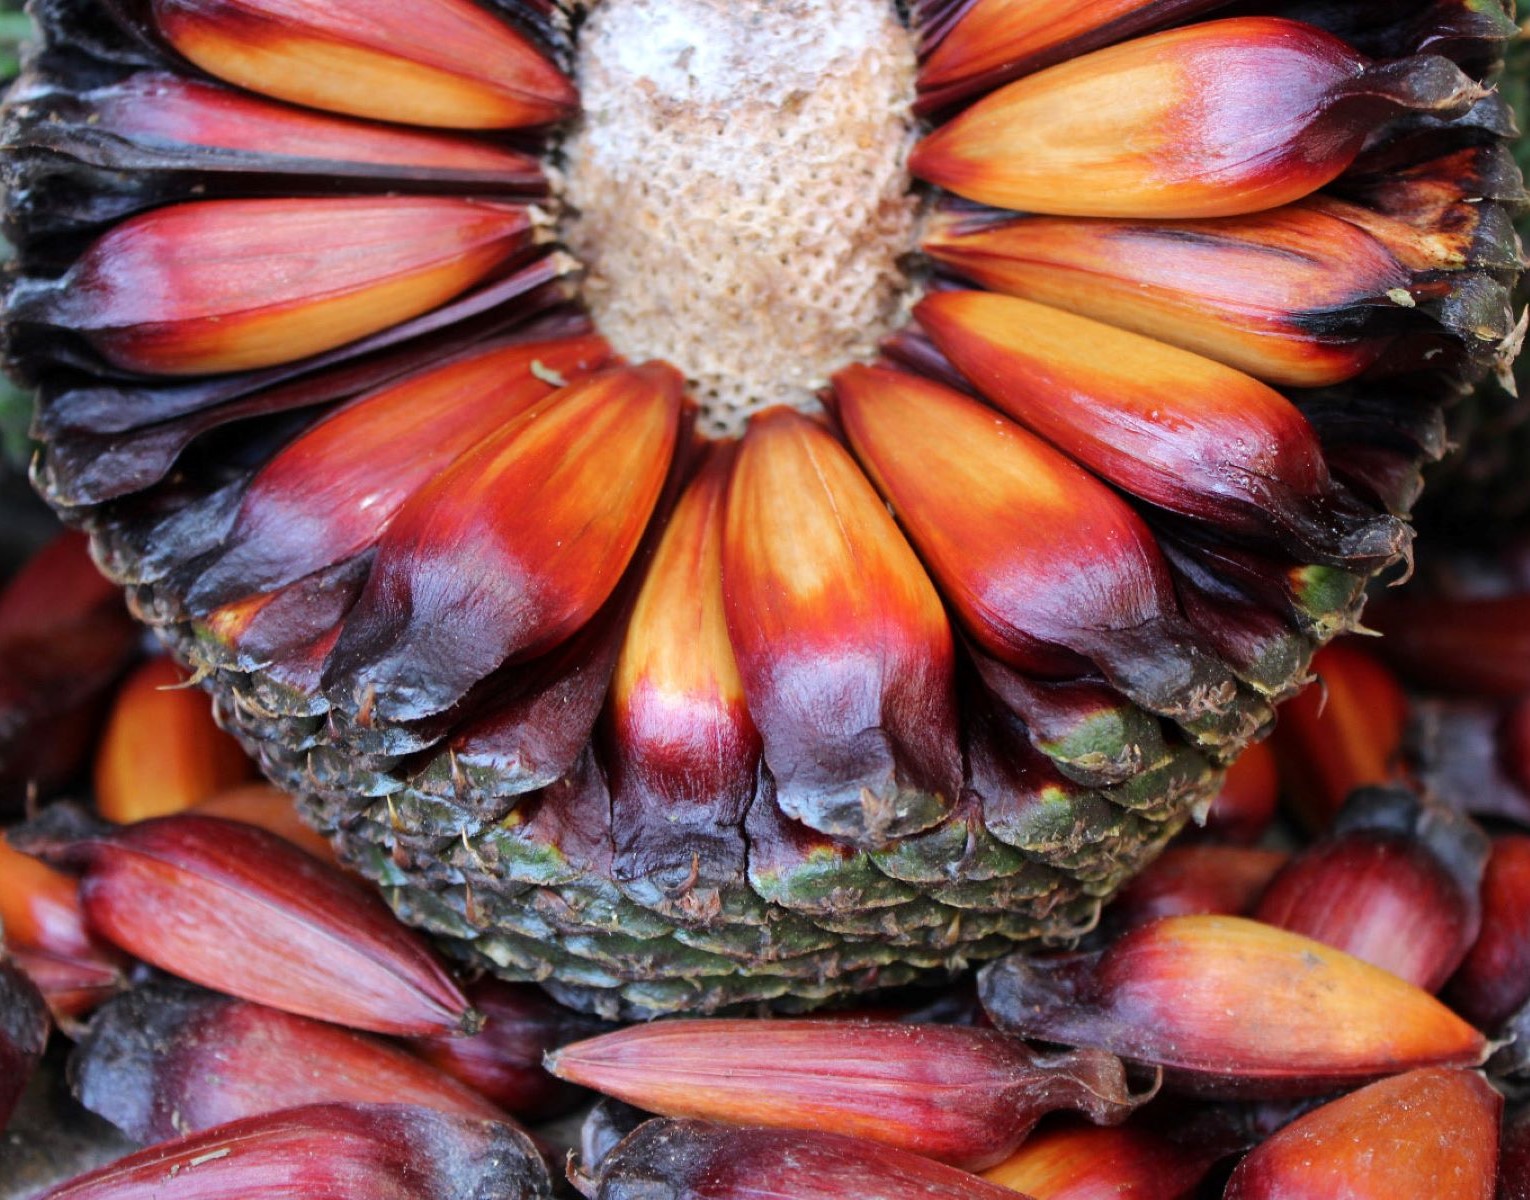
xmin=28 ymin=262 xmax=585 ymax=510
xmin=979 ymin=915 xmax=1488 ymax=1097
xmin=93 ymin=656 xmax=255 ymax=823
xmin=1223 ymin=1068 xmax=1500 ymax=1199
xmin=722 ymin=408 xmax=960 ymax=845
xmin=69 ymin=983 xmax=511 ymax=1143
xmin=413 ymin=978 xmax=612 ymax=1119
xmin=323 ymin=362 xmax=685 ymax=728
xmin=8 ymin=196 xmax=540 ymax=376
xmin=1369 ymin=592 xmax=1530 ymax=700
xmin=1 ymin=956 xmax=50 ymax=1130
xmin=914 ymin=290 xmax=1404 ymax=571
xmin=1106 ymin=845 xmax=1287 ymax=933
xmin=832 ymin=363 xmax=1237 ymax=730
xmin=981 ymin=1118 xmax=1224 ymax=1199
xmin=150 ymin=0 xmax=577 ymax=130
xmin=916 ymin=0 xmax=1229 ymax=113
xmin=192 ymin=784 xmax=338 ymax=865
xmin=1447 ymin=836 xmax=1530 ymax=1032
xmin=549 ymin=1019 xmax=1147 ymax=1172
xmin=1199 ymin=740 xmax=1279 ymax=844
xmin=0 ymin=530 xmax=138 ymax=804
xmin=0 ymin=834 xmax=129 ymax=1019
xmin=920 ymin=203 xmax=1421 ymax=387
xmin=1254 ymin=786 xmax=1488 ymax=991
xmin=182 ymin=333 xmax=612 ymax=617
xmin=607 ymin=444 xmax=762 ymax=901
xmin=573 ymin=1118 xmax=1036 ymax=1200
xmin=910 ymin=19 xmax=1483 ymax=219
xmin=1271 ymin=641 xmax=1409 ymax=832
xmin=13 ymin=811 xmax=475 ymax=1037
xmin=34 ymin=1101 xmax=551 ymax=1200
xmin=57 ymin=72 xmax=547 ymax=181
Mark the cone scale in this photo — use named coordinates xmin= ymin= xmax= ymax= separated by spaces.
xmin=2 ymin=0 xmax=1519 ymax=1014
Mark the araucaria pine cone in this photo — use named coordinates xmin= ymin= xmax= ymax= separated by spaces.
xmin=2 ymin=0 xmax=1523 ymax=1017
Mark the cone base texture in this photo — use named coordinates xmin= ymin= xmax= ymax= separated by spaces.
xmin=163 ymin=613 xmax=1196 ymax=1016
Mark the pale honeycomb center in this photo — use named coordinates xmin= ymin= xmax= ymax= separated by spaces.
xmin=562 ymin=0 xmax=921 ymax=436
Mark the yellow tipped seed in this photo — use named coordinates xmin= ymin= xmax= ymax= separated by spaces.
xmin=980 ymin=915 xmax=1489 ymax=1097
xmin=151 ymin=0 xmax=578 ymax=129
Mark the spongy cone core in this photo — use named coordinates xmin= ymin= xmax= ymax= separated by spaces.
xmin=562 ymin=0 xmax=921 ymax=436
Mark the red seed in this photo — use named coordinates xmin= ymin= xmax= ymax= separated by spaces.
xmin=980 ymin=915 xmax=1488 ymax=1098
xmin=1254 ymin=787 xmax=1488 ymax=991
xmin=1446 ymin=835 xmax=1530 ymax=1031
xmin=1223 ymin=1068 xmax=1500 ymax=1200
xmin=149 ymin=0 xmax=577 ymax=130
xmin=722 ymin=408 xmax=960 ymax=845
xmin=8 ymin=949 xmax=127 ymax=1025
xmin=607 ymin=443 xmax=760 ymax=900
xmin=574 ymin=1119 xmax=1036 ymax=1200
xmin=982 ymin=1119 xmax=1223 ymax=1200
xmin=913 ymin=289 xmax=1403 ymax=572
xmin=21 ymin=812 xmax=476 ymax=1037
xmin=183 ymin=333 xmax=612 ymax=616
xmin=832 ymin=361 xmax=1238 ymax=730
xmin=548 ymin=1019 xmax=1149 ymax=1172
xmin=920 ymin=202 xmax=1417 ymax=388
xmin=916 ymin=0 xmax=1228 ymax=113
xmin=911 ymin=19 xmax=1483 ymax=219
xmin=23 ymin=197 xmax=539 ymax=376
xmin=69 ymin=984 xmax=512 ymax=1142
xmin=0 ymin=834 xmax=129 ymax=1020
xmin=0 ymin=834 xmax=117 ymax=970
xmin=86 ymin=72 xmax=545 ymax=181
xmin=323 ymin=362 xmax=684 ymax=728
xmin=0 ymin=531 xmax=138 ymax=803
xmin=1272 ymin=641 xmax=1409 ymax=832
xmin=34 ymin=1102 xmax=550 ymax=1200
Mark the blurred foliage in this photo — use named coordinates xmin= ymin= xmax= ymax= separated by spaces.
xmin=0 ymin=5 xmax=28 ymax=82
xmin=0 ymin=380 xmax=30 ymax=467
xmin=1507 ymin=32 xmax=1530 ymax=182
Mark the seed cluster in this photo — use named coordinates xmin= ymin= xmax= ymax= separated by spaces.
xmin=4 ymin=526 xmax=1530 ymax=1199
xmin=2 ymin=6 xmax=1530 ymax=1195
xmin=3 ymin=0 xmax=1522 ymax=1014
